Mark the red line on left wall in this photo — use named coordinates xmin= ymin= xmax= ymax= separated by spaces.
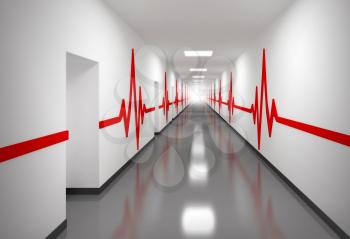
xmin=99 ymin=49 xmax=188 ymax=150
xmin=0 ymin=130 xmax=69 ymax=163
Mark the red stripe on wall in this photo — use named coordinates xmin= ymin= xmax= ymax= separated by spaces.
xmin=98 ymin=49 xmax=188 ymax=150
xmin=0 ymin=130 xmax=69 ymax=163
xmin=208 ymin=49 xmax=350 ymax=149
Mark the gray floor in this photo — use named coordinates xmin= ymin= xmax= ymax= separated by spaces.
xmin=58 ymin=103 xmax=337 ymax=239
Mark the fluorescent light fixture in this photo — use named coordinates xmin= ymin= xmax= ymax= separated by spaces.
xmin=190 ymin=68 xmax=207 ymax=72
xmin=192 ymin=76 xmax=205 ymax=79
xmin=184 ymin=51 xmax=213 ymax=57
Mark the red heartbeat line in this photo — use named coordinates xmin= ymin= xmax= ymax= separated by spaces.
xmin=158 ymin=72 xmax=172 ymax=122
xmin=209 ymin=49 xmax=350 ymax=149
xmin=159 ymin=74 xmax=187 ymax=122
xmin=100 ymin=49 xmax=188 ymax=149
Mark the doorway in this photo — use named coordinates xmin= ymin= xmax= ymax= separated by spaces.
xmin=66 ymin=53 xmax=99 ymax=188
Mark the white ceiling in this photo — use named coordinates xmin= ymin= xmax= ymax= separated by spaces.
xmin=105 ymin=0 xmax=294 ymax=82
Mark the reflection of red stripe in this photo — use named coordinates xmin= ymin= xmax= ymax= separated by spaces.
xmin=0 ymin=130 xmax=69 ymax=163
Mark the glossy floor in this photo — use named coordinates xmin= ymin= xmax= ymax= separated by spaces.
xmin=58 ymin=104 xmax=337 ymax=239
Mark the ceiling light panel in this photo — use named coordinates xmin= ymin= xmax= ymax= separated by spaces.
xmin=184 ymin=51 xmax=213 ymax=57
xmin=190 ymin=68 xmax=207 ymax=72
xmin=192 ymin=76 xmax=205 ymax=79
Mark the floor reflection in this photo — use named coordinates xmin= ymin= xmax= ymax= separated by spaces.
xmin=188 ymin=127 xmax=210 ymax=184
xmin=112 ymin=164 xmax=153 ymax=239
xmin=181 ymin=205 xmax=216 ymax=236
xmin=58 ymin=104 xmax=337 ymax=239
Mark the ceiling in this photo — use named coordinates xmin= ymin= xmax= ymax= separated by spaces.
xmin=105 ymin=0 xmax=294 ymax=82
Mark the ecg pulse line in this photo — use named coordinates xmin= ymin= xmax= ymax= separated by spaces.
xmin=99 ymin=49 xmax=156 ymax=149
xmin=209 ymin=49 xmax=350 ymax=149
xmin=158 ymin=72 xmax=172 ymax=122
xmin=99 ymin=49 xmax=188 ymax=149
xmin=159 ymin=75 xmax=187 ymax=121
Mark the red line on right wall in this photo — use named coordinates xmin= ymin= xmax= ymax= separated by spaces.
xmin=209 ymin=48 xmax=350 ymax=149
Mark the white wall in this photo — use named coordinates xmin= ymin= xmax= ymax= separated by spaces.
xmin=210 ymin=0 xmax=350 ymax=234
xmin=0 ymin=0 xmax=170 ymax=237
xmin=98 ymin=45 xmax=166 ymax=185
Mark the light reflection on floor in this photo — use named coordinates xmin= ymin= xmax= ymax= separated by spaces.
xmin=57 ymin=104 xmax=337 ymax=239
xmin=181 ymin=205 xmax=216 ymax=236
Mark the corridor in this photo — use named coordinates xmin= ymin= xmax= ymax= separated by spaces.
xmin=57 ymin=104 xmax=336 ymax=239
xmin=2 ymin=0 xmax=350 ymax=238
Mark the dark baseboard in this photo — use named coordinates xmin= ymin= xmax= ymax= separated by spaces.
xmin=155 ymin=105 xmax=189 ymax=135
xmin=67 ymin=106 xmax=190 ymax=194
xmin=46 ymin=219 xmax=67 ymax=239
xmin=67 ymin=136 xmax=155 ymax=195
xmin=174 ymin=105 xmax=190 ymax=120
xmin=208 ymin=105 xmax=349 ymax=239
xmin=155 ymin=120 xmax=172 ymax=135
